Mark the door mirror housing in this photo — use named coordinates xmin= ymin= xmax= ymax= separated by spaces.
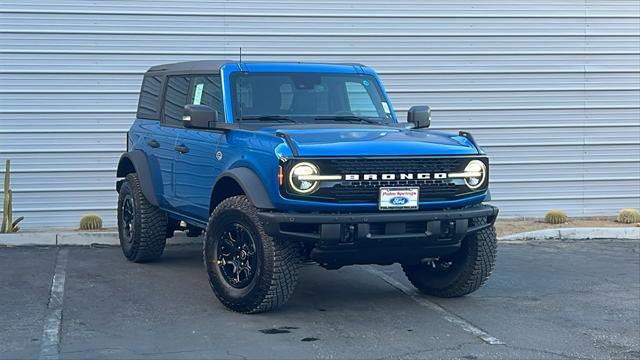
xmin=407 ymin=105 xmax=431 ymax=128
xmin=182 ymin=104 xmax=219 ymax=129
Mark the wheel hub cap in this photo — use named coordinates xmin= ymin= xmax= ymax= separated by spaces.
xmin=216 ymin=223 xmax=257 ymax=288
xmin=121 ymin=195 xmax=135 ymax=243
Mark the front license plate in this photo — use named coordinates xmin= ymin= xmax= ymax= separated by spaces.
xmin=378 ymin=187 xmax=419 ymax=211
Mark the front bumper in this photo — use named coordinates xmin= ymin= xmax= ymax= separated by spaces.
xmin=258 ymin=204 xmax=498 ymax=268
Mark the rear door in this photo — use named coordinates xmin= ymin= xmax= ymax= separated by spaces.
xmin=131 ymin=75 xmax=171 ymax=206
xmin=157 ymin=75 xmax=192 ymax=208
xmin=173 ymin=75 xmax=225 ymax=221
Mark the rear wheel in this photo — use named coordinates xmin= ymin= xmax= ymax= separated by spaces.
xmin=402 ymin=218 xmax=497 ymax=297
xmin=204 ymin=195 xmax=299 ymax=313
xmin=117 ymin=173 xmax=168 ymax=262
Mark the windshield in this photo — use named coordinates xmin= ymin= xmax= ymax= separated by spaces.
xmin=230 ymin=73 xmax=393 ymax=124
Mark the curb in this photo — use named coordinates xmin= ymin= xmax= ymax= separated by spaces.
xmin=2 ymin=227 xmax=638 ymax=246
xmin=0 ymin=231 xmax=202 ymax=247
xmin=499 ymin=227 xmax=640 ymax=242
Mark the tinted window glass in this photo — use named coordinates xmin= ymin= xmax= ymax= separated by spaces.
xmin=191 ymin=75 xmax=224 ymax=118
xmin=163 ymin=76 xmax=190 ymax=126
xmin=137 ymin=75 xmax=162 ymax=120
xmin=231 ymin=73 xmax=391 ymax=123
xmin=345 ymin=81 xmax=379 ymax=117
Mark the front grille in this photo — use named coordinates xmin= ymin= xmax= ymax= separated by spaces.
xmin=328 ymin=158 xmax=462 ymax=175
xmin=326 ymin=157 xmax=470 ymax=203
xmin=282 ymin=156 xmax=487 ymax=203
xmin=331 ymin=180 xmax=457 ymax=202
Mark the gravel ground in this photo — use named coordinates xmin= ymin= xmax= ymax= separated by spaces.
xmin=495 ymin=219 xmax=635 ymax=237
xmin=1 ymin=239 xmax=638 ymax=360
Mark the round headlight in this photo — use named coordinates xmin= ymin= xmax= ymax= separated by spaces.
xmin=288 ymin=162 xmax=320 ymax=194
xmin=464 ymin=160 xmax=487 ymax=189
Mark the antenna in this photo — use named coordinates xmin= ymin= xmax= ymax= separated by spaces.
xmin=238 ymin=47 xmax=243 ymax=121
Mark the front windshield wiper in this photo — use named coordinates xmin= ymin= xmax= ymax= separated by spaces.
xmin=314 ymin=115 xmax=384 ymax=125
xmin=238 ymin=115 xmax=297 ymax=123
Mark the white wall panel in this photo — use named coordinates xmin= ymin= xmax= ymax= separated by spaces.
xmin=1 ymin=0 xmax=639 ymax=228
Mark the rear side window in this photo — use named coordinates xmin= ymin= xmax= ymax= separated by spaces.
xmin=162 ymin=76 xmax=191 ymax=126
xmin=137 ymin=75 xmax=163 ymax=120
xmin=191 ymin=75 xmax=224 ymax=118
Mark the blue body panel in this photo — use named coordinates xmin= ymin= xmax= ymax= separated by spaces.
xmin=127 ymin=119 xmax=179 ymax=209
xmin=128 ymin=62 xmax=488 ymax=225
xmin=262 ymin=127 xmax=479 ymax=156
xmin=173 ymin=127 xmax=224 ymax=220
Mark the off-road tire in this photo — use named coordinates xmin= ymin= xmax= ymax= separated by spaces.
xmin=204 ymin=195 xmax=299 ymax=314
xmin=402 ymin=217 xmax=497 ymax=297
xmin=117 ymin=173 xmax=168 ymax=262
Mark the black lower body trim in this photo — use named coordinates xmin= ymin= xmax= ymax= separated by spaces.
xmin=258 ymin=204 xmax=498 ymax=268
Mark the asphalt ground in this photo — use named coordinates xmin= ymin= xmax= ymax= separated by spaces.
xmin=1 ymin=239 xmax=638 ymax=360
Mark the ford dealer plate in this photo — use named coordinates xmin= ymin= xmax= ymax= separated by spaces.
xmin=378 ymin=187 xmax=419 ymax=210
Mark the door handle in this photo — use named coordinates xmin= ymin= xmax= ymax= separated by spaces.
xmin=147 ymin=139 xmax=160 ymax=148
xmin=175 ymin=144 xmax=190 ymax=154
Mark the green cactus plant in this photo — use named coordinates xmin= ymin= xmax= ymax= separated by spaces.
xmin=617 ymin=208 xmax=640 ymax=224
xmin=1 ymin=160 xmax=23 ymax=233
xmin=79 ymin=214 xmax=103 ymax=230
xmin=544 ymin=209 xmax=568 ymax=224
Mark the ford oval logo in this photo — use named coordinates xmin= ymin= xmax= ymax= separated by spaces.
xmin=389 ymin=196 xmax=409 ymax=205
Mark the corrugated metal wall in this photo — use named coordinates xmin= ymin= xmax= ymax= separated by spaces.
xmin=1 ymin=0 xmax=639 ymax=228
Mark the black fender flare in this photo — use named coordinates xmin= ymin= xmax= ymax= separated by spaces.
xmin=213 ymin=167 xmax=274 ymax=210
xmin=116 ymin=150 xmax=160 ymax=206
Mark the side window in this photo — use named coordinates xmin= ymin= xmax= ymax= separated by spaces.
xmin=137 ymin=75 xmax=163 ymax=120
xmin=162 ymin=76 xmax=190 ymax=126
xmin=345 ymin=81 xmax=379 ymax=117
xmin=191 ymin=75 xmax=225 ymax=118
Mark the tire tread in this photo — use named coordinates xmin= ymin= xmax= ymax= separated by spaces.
xmin=403 ymin=217 xmax=497 ymax=298
xmin=204 ymin=195 xmax=299 ymax=314
xmin=119 ymin=173 xmax=167 ymax=262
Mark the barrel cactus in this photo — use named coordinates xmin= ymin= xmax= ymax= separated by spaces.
xmin=80 ymin=214 xmax=103 ymax=230
xmin=617 ymin=208 xmax=640 ymax=224
xmin=544 ymin=210 xmax=568 ymax=224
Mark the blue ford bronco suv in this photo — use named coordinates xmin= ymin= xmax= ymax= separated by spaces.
xmin=116 ymin=60 xmax=498 ymax=313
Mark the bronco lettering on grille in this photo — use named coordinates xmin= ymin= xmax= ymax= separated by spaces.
xmin=344 ymin=173 xmax=448 ymax=181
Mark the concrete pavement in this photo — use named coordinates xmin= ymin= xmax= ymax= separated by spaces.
xmin=1 ymin=239 xmax=638 ymax=359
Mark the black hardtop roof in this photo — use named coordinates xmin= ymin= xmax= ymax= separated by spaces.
xmin=146 ymin=60 xmax=231 ymax=74
xmin=145 ymin=60 xmax=366 ymax=75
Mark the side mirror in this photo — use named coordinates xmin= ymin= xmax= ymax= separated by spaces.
xmin=407 ymin=105 xmax=431 ymax=128
xmin=182 ymin=104 xmax=218 ymax=129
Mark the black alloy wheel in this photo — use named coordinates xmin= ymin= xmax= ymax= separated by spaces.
xmin=204 ymin=195 xmax=300 ymax=313
xmin=120 ymin=193 xmax=135 ymax=245
xmin=216 ymin=223 xmax=258 ymax=288
xmin=116 ymin=173 xmax=168 ymax=262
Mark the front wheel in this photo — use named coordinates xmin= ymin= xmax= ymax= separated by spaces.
xmin=402 ymin=219 xmax=497 ymax=298
xmin=203 ymin=196 xmax=300 ymax=313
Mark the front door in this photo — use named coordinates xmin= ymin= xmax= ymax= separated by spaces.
xmin=173 ymin=75 xmax=225 ymax=221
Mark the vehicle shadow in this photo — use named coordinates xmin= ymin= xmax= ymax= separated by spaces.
xmin=148 ymin=244 xmax=414 ymax=314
